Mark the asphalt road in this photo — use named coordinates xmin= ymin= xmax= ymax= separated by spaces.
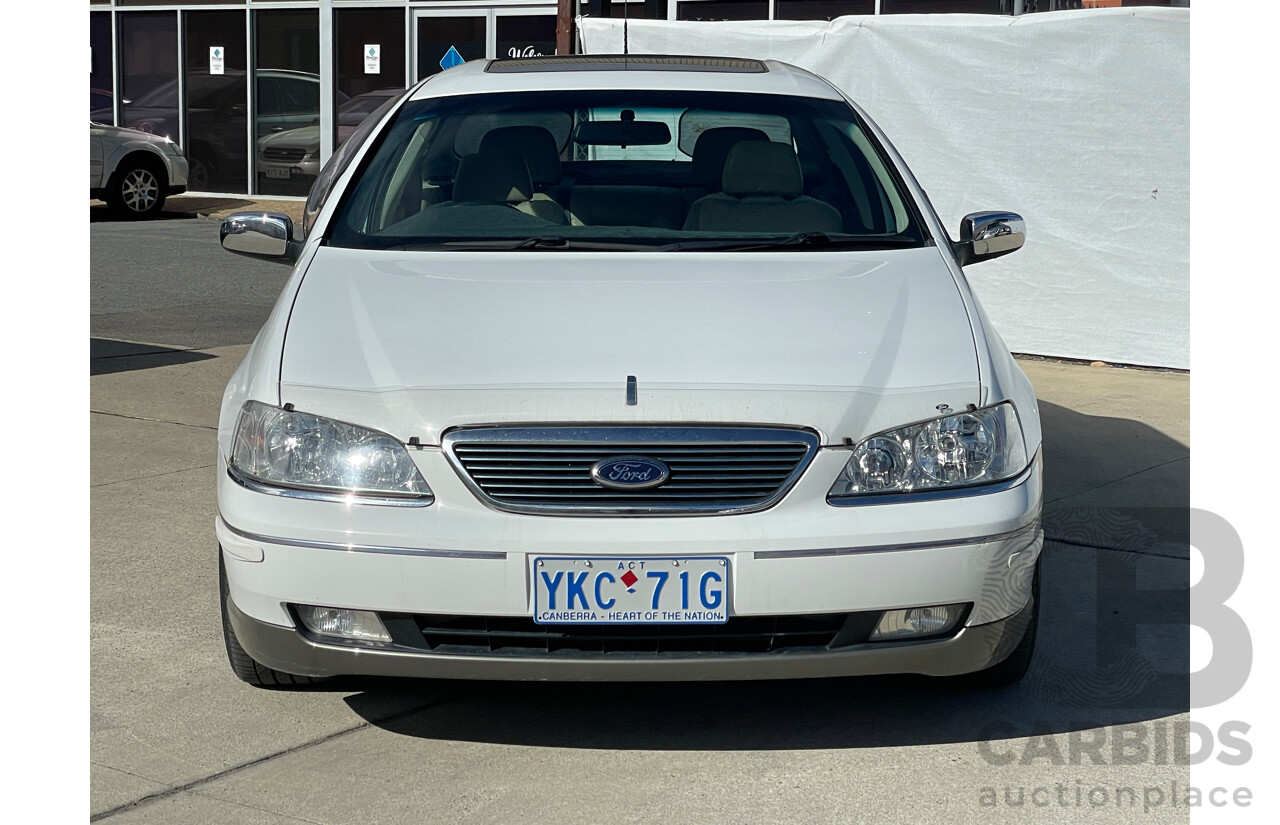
xmin=90 ymin=215 xmax=1193 ymax=824
xmin=90 ymin=213 xmax=288 ymax=361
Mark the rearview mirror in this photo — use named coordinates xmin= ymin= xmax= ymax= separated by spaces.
xmin=573 ymin=119 xmax=671 ymax=147
xmin=955 ymin=211 xmax=1025 ymax=266
xmin=220 ymin=212 xmax=301 ymax=264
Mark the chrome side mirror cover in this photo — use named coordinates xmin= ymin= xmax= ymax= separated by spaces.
xmin=220 ymin=212 xmax=301 ymax=264
xmin=956 ymin=211 xmax=1025 ymax=266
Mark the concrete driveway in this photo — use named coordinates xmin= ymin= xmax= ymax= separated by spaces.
xmin=91 ymin=216 xmax=1190 ymax=824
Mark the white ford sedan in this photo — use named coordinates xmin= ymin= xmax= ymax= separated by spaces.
xmin=216 ymin=55 xmax=1042 ymax=688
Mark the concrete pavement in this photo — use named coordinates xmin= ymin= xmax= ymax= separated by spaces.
xmin=90 ymin=334 xmax=1190 ymax=822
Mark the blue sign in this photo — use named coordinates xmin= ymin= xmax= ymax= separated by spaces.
xmin=439 ymin=46 xmax=465 ymax=71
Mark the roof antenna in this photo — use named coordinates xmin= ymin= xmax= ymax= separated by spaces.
xmin=623 ymin=0 xmax=630 ymax=58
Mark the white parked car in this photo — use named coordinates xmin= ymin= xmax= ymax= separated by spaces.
xmin=90 ymin=122 xmax=188 ymax=218
xmin=216 ymin=55 xmax=1042 ymax=688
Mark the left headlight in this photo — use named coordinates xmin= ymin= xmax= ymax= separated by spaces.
xmin=228 ymin=401 xmax=432 ymax=504
xmin=828 ymin=402 xmax=1028 ymax=500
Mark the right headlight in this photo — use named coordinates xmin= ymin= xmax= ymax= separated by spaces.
xmin=228 ymin=401 xmax=432 ymax=505
xmin=828 ymin=402 xmax=1028 ymax=500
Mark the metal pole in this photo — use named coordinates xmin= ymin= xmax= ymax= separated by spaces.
xmin=1014 ymin=0 xmax=1025 ymax=16
xmin=319 ymin=0 xmax=335 ymax=168
xmin=557 ymin=0 xmax=573 ymax=56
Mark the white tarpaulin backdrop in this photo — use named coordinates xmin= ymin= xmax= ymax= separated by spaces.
xmin=579 ymin=9 xmax=1189 ymax=368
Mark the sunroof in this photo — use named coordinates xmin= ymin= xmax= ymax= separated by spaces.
xmin=486 ymin=55 xmax=769 ymax=74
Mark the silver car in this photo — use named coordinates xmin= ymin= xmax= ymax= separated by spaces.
xmin=90 ymin=122 xmax=189 ymax=219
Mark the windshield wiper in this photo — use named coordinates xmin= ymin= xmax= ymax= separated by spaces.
xmin=658 ymin=233 xmax=922 ymax=252
xmin=439 ymin=237 xmax=655 ymax=251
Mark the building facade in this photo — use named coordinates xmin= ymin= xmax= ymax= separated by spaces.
xmin=88 ymin=0 xmax=1188 ymax=196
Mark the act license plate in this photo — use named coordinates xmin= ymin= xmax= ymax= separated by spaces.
xmin=264 ymin=167 xmax=292 ymax=179
xmin=532 ymin=557 xmax=729 ymax=625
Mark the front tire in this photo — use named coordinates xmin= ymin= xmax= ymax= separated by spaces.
xmin=219 ymin=550 xmax=325 ymax=688
xmin=107 ymin=160 xmax=166 ymax=219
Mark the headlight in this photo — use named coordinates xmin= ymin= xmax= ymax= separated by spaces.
xmin=828 ymin=402 xmax=1028 ymax=499
xmin=229 ymin=401 xmax=432 ymax=504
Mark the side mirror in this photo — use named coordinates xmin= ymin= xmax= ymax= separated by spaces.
xmin=220 ymin=212 xmax=300 ymax=264
xmin=955 ymin=211 xmax=1025 ymax=266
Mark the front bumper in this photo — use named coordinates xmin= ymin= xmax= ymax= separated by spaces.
xmin=217 ymin=449 xmax=1042 ymax=680
xmin=226 ymin=589 xmax=1035 ymax=681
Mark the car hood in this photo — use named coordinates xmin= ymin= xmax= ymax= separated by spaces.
xmin=258 ymin=125 xmax=319 ymax=152
xmin=96 ymin=123 xmax=171 ymax=145
xmin=279 ymin=246 xmax=981 ymax=445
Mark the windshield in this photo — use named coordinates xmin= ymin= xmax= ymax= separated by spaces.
xmin=328 ymin=89 xmax=928 ymax=251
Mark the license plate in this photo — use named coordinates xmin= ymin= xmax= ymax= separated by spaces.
xmin=264 ymin=167 xmax=292 ymax=179
xmin=532 ymin=557 xmax=729 ymax=624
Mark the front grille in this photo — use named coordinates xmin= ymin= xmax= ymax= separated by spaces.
xmin=444 ymin=426 xmax=819 ymax=515
xmin=263 ymin=147 xmax=307 ymax=162
xmin=391 ymin=612 xmax=859 ymax=656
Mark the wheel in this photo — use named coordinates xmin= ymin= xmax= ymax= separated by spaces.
xmin=187 ymin=155 xmax=212 ymax=191
xmin=107 ymin=159 xmax=166 ymax=219
xmin=219 ymin=550 xmax=325 ymax=688
xmin=965 ymin=558 xmax=1040 ymax=688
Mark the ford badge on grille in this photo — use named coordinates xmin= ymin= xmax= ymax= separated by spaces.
xmin=590 ymin=456 xmax=671 ymax=491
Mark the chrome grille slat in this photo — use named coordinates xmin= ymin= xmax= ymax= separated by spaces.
xmin=444 ymin=426 xmax=819 ymax=516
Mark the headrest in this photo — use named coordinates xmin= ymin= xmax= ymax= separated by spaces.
xmin=478 ymin=126 xmax=561 ymax=186
xmin=452 ymin=152 xmax=534 ymax=204
xmin=721 ymin=141 xmax=804 ymax=198
xmin=690 ymin=127 xmax=769 ymax=188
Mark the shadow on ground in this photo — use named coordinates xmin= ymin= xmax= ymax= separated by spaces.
xmin=90 ymin=196 xmax=260 ymax=224
xmin=91 ymin=338 xmax=216 ymax=375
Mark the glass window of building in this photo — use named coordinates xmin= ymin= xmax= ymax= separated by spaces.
xmin=676 ymin=0 xmax=769 ymax=20
xmin=335 ymin=9 xmax=408 ymax=149
xmin=776 ymin=0 xmax=876 ymax=19
xmin=119 ymin=12 xmax=179 ymax=143
xmin=91 ymin=12 xmax=112 ymax=121
xmin=496 ymin=15 xmax=558 ymax=61
xmin=254 ymin=8 xmax=320 ymax=196
xmin=417 ymin=16 xmax=487 ymax=80
xmin=880 ymin=0 xmax=1008 ymax=11
xmin=184 ymin=10 xmax=248 ymax=193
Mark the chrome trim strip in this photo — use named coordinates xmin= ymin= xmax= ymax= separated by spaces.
xmin=218 ymin=517 xmax=506 ymax=560
xmin=753 ymin=517 xmax=1042 ymax=560
xmin=442 ymin=425 xmax=821 ymax=517
xmin=227 ymin=466 xmax=434 ymax=508
xmin=824 ymin=450 xmax=1040 ymax=507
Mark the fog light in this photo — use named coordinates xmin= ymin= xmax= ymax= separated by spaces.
xmin=870 ymin=604 xmax=966 ymax=641
xmin=296 ymin=605 xmax=392 ymax=644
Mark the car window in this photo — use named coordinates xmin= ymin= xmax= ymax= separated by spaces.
xmin=678 ymin=110 xmax=791 ymax=156
xmin=453 ymin=111 xmax=573 ymax=157
xmin=257 ymin=78 xmax=281 ymax=116
xmin=328 ymin=89 xmax=928 ymax=251
xmin=277 ymin=77 xmax=320 ymax=114
xmin=303 ymin=89 xmax=411 ymax=236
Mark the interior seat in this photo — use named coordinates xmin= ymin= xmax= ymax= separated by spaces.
xmin=682 ymin=141 xmax=843 ymax=234
xmin=451 ymin=151 xmax=567 ymax=224
xmin=479 ymin=125 xmax=566 ymax=207
xmin=683 ymin=127 xmax=770 ymax=213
